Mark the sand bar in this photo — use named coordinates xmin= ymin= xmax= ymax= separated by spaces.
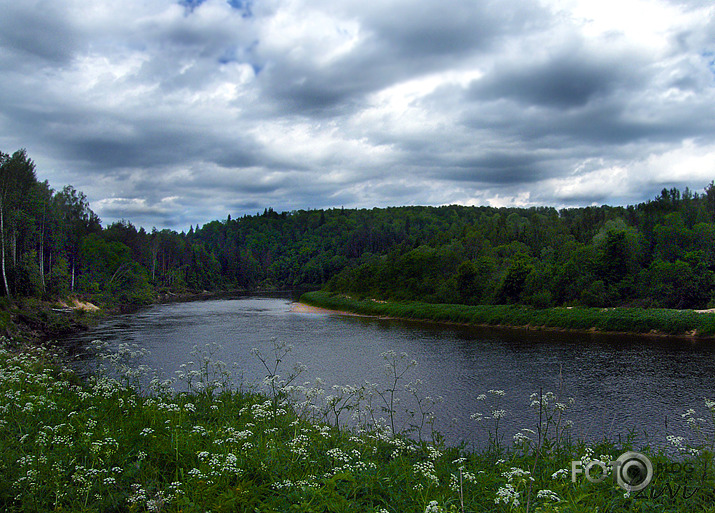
xmin=290 ymin=302 xmax=363 ymax=316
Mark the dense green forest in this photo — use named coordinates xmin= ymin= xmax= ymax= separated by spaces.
xmin=3 ymin=147 xmax=715 ymax=310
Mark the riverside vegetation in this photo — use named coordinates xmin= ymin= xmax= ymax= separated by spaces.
xmin=1 ymin=337 xmax=714 ymax=512
xmin=300 ymin=291 xmax=715 ymax=337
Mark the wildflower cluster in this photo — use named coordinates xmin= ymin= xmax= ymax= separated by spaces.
xmin=472 ymin=389 xmax=508 ymax=449
xmin=681 ymin=399 xmax=715 ymax=454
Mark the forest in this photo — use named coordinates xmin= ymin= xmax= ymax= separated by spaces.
xmin=3 ymin=147 xmax=715 ymax=311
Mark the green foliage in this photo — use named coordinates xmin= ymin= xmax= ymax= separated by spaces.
xmin=498 ymin=254 xmax=534 ymax=303
xmin=455 ymin=260 xmax=479 ymax=304
xmin=46 ymin=256 xmax=70 ymax=297
xmin=80 ymin=233 xmax=133 ymax=287
xmin=104 ymin=262 xmax=155 ymax=307
xmin=13 ymin=251 xmax=43 ymax=297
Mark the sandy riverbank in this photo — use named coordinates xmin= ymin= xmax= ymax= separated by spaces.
xmin=291 ymin=302 xmax=356 ymax=315
xmin=57 ymin=298 xmax=100 ymax=311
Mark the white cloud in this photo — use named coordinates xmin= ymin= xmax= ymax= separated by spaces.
xmin=551 ymin=163 xmax=630 ymax=202
xmin=640 ymin=140 xmax=715 ymax=183
xmin=550 ymin=0 xmax=705 ymax=51
xmin=485 ymin=192 xmax=534 ymax=209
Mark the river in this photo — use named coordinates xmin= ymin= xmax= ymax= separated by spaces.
xmin=60 ymin=295 xmax=715 ymax=449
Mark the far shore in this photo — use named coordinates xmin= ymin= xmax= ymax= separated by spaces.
xmin=297 ymin=291 xmax=715 ymax=339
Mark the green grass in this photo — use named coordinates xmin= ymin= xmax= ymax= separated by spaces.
xmin=1 ymin=339 xmax=714 ymax=512
xmin=301 ymin=291 xmax=715 ymax=337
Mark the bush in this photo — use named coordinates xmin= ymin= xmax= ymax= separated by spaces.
xmin=525 ymin=289 xmax=554 ymax=309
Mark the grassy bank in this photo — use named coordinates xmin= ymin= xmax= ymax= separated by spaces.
xmin=0 ymin=297 xmax=104 ymax=344
xmin=300 ymin=291 xmax=715 ymax=337
xmin=2 ymin=339 xmax=715 ymax=512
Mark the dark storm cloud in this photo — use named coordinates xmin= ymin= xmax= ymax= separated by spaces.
xmin=16 ymin=105 xmax=260 ymax=173
xmin=212 ymin=148 xmax=261 ymax=169
xmin=468 ymin=50 xmax=641 ymax=109
xmin=463 ymin=86 xmax=715 ymax=149
xmin=364 ymin=0 xmax=540 ymax=57
xmin=0 ymin=2 xmax=78 ymax=66
xmin=450 ymin=153 xmax=549 ymax=185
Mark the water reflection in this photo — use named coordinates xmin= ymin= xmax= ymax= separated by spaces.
xmin=60 ymin=296 xmax=715 ymax=449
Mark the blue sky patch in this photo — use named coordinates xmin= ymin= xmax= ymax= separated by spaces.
xmin=179 ymin=0 xmax=207 ymax=13
xmin=179 ymin=0 xmax=252 ymax=17
xmin=227 ymin=0 xmax=253 ymax=18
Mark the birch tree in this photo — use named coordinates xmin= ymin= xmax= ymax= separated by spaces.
xmin=0 ymin=150 xmax=38 ymax=300
xmin=0 ymin=152 xmax=10 ymax=300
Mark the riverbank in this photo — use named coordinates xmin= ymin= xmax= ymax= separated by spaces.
xmin=0 ymin=287 xmax=300 ymax=345
xmin=300 ymin=291 xmax=715 ymax=338
xmin=0 ymin=296 xmax=105 ymax=344
xmin=291 ymin=301 xmax=369 ymax=316
xmin=2 ymin=339 xmax=713 ymax=512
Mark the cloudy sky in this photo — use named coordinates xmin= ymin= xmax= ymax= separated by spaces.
xmin=1 ymin=0 xmax=714 ymax=230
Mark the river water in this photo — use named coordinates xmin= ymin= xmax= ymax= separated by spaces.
xmin=60 ymin=295 xmax=715 ymax=449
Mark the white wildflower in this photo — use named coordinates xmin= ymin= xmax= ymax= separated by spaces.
xmin=536 ymin=489 xmax=560 ymax=502
xmin=424 ymin=500 xmax=443 ymax=513
xmin=551 ymin=468 xmax=569 ymax=480
xmin=495 ymin=483 xmax=520 ymax=507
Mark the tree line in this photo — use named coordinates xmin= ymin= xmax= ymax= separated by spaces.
xmin=326 ymin=188 xmax=715 ymax=309
xmin=3 ymin=147 xmax=715 ymax=310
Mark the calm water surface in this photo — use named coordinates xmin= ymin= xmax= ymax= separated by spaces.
xmin=61 ymin=296 xmax=715 ymax=448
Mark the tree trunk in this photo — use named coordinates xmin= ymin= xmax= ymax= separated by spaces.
xmin=71 ymin=257 xmax=75 ymax=293
xmin=150 ymin=241 xmax=159 ymax=282
xmin=0 ymin=200 xmax=11 ymax=301
xmin=11 ymin=229 xmax=16 ymax=266
xmin=39 ymin=214 xmax=45 ymax=292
